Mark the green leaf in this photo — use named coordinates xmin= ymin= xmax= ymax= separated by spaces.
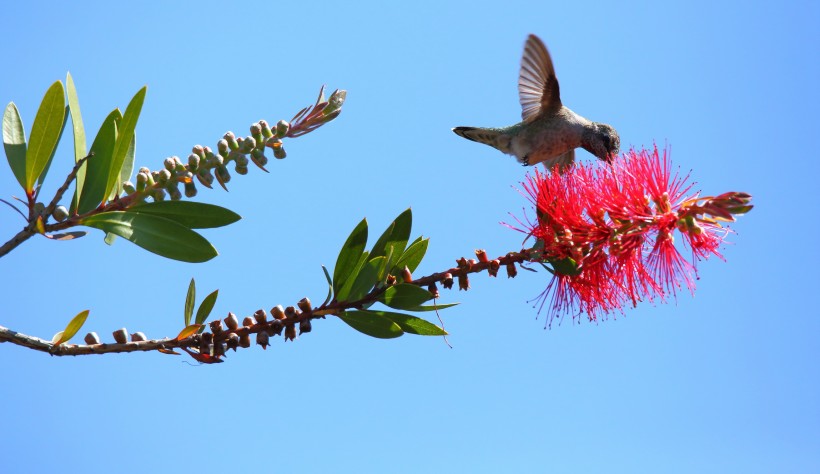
xmin=336 ymin=250 xmax=369 ymax=301
xmin=338 ymin=311 xmax=403 ymax=339
xmin=127 ymin=201 xmax=241 ymax=229
xmin=195 ymin=289 xmax=218 ymax=325
xmin=26 ymin=80 xmax=65 ymax=192
xmin=80 ymin=211 xmax=218 ymax=262
xmin=184 ymin=278 xmax=195 ymax=327
xmin=109 ymin=132 xmax=135 ymax=200
xmin=2 ymin=102 xmax=27 ymax=190
xmin=347 ymin=256 xmax=386 ymax=302
xmin=365 ymin=310 xmax=448 ymax=336
xmin=403 ymin=302 xmax=459 ymax=312
xmin=176 ymin=324 xmax=202 ymax=341
xmin=378 ymin=283 xmax=434 ymax=310
xmin=38 ymin=106 xmax=70 ymax=188
xmin=77 ymin=109 xmax=120 ymax=213
xmin=370 ymin=208 xmax=412 ymax=262
xmin=333 ymin=218 xmax=368 ymax=295
xmin=105 ymin=86 xmax=146 ymax=199
xmin=66 ymin=72 xmax=87 ymax=211
xmin=394 ymin=237 xmax=429 ymax=276
xmin=321 ymin=265 xmax=333 ymax=306
xmin=52 ymin=309 xmax=90 ymax=346
xmin=104 ymin=232 xmax=117 ymax=245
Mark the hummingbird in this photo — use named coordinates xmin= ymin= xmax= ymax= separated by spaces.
xmin=452 ymin=34 xmax=620 ymax=172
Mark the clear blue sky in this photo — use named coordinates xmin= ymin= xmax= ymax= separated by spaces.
xmin=1 ymin=1 xmax=817 ymax=472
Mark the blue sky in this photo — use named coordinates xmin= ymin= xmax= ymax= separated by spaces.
xmin=1 ymin=1 xmax=818 ymax=472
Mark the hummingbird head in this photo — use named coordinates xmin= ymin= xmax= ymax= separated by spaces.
xmin=585 ymin=123 xmax=620 ymax=163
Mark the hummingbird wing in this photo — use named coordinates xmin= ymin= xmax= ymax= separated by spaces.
xmin=518 ymin=34 xmax=562 ymax=123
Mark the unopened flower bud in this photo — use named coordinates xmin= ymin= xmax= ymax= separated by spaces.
xmin=122 ymin=182 xmax=136 ymax=194
xmin=242 ymin=316 xmax=255 ymax=327
xmin=131 ymin=332 xmax=147 ymax=342
xmin=269 ymin=319 xmax=284 ymax=336
xmin=52 ymin=205 xmax=69 ymax=222
xmin=249 ymin=122 xmax=262 ymax=137
xmin=275 ymin=120 xmax=290 ymax=138
xmin=234 ymin=165 xmax=248 ymax=175
xmin=273 ymin=146 xmax=286 ymax=159
xmin=164 ymin=157 xmax=176 ymax=171
xmin=239 ymin=333 xmax=251 ymax=348
xmin=215 ymin=165 xmax=231 ymax=186
xmin=240 ymin=136 xmax=256 ymax=153
xmin=113 ymin=328 xmax=128 ymax=344
xmin=152 ymin=188 xmax=166 ymax=201
xmin=196 ymin=169 xmax=214 ymax=188
xmin=192 ymin=145 xmax=206 ymax=159
xmin=256 ymin=332 xmax=269 ymax=350
xmin=386 ymin=274 xmax=397 ymax=285
xmin=188 ymin=153 xmax=200 ymax=171
xmin=428 ymin=283 xmax=439 ymax=299
xmin=401 ymin=266 xmax=413 ymax=283
xmin=214 ymin=342 xmax=226 ymax=357
xmin=224 ymin=312 xmax=239 ymax=330
xmin=167 ymin=183 xmax=182 ymax=201
xmin=284 ymin=306 xmax=298 ymax=320
xmin=136 ymin=171 xmax=148 ymax=191
xmin=84 ymin=332 xmax=100 ymax=345
xmin=442 ymin=272 xmax=454 ymax=289
xmin=224 ymin=132 xmax=239 ymax=150
xmin=299 ymin=319 xmax=312 ymax=334
xmin=158 ymin=168 xmax=171 ymax=183
xmin=250 ymin=149 xmax=268 ymax=169
xmin=475 ymin=249 xmax=489 ymax=263
xmin=259 ymin=119 xmax=273 ymax=139
xmin=234 ymin=154 xmax=249 ymax=168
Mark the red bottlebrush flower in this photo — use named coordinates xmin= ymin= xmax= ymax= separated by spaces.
xmin=517 ymin=145 xmax=751 ymax=326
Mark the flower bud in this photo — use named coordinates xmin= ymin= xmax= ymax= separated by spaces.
xmin=249 ymin=122 xmax=262 ymax=137
xmin=158 ymin=168 xmax=172 ymax=183
xmin=113 ymin=328 xmax=128 ymax=344
xmin=240 ymin=136 xmax=256 ymax=153
xmin=152 ymin=188 xmax=166 ymax=201
xmin=224 ymin=132 xmax=239 ymax=150
xmin=242 ymin=316 xmax=255 ymax=327
xmin=475 ymin=249 xmax=489 ymax=263
xmin=192 ymin=145 xmax=206 ymax=159
xmin=259 ymin=119 xmax=273 ymax=139
xmin=122 ymin=182 xmax=136 ymax=194
xmin=215 ymin=165 xmax=231 ymax=186
xmin=250 ymin=149 xmax=268 ymax=169
xmin=224 ymin=312 xmax=239 ymax=330
xmin=164 ymin=157 xmax=176 ymax=171
xmin=52 ymin=205 xmax=69 ymax=222
xmin=269 ymin=319 xmax=284 ymax=336
xmin=136 ymin=171 xmax=149 ymax=191
xmin=488 ymin=259 xmax=500 ymax=277
xmin=131 ymin=332 xmax=147 ymax=342
xmin=196 ymin=169 xmax=214 ymax=189
xmin=299 ymin=319 xmax=312 ymax=335
xmin=506 ymin=261 xmax=517 ymax=278
xmin=428 ymin=283 xmax=439 ymax=299
xmin=273 ymin=146 xmax=286 ymax=159
xmin=188 ymin=153 xmax=200 ymax=171
xmin=284 ymin=306 xmax=298 ymax=320
xmin=234 ymin=165 xmax=248 ymax=175
xmin=234 ymin=154 xmax=249 ymax=168
xmin=275 ymin=120 xmax=290 ymax=138
xmin=326 ymin=89 xmax=347 ymax=115
xmin=214 ymin=342 xmax=226 ymax=357
xmin=84 ymin=332 xmax=100 ymax=345
xmin=167 ymin=183 xmax=182 ymax=201
xmin=401 ymin=266 xmax=413 ymax=283
xmin=239 ymin=333 xmax=251 ymax=348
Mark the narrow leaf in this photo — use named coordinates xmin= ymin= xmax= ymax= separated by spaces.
xmin=109 ymin=133 xmax=135 ymax=200
xmin=333 ymin=218 xmax=368 ymax=294
xmin=366 ymin=310 xmax=448 ymax=336
xmin=336 ymin=250 xmax=369 ymax=301
xmin=77 ymin=109 xmax=120 ymax=213
xmin=52 ymin=309 xmax=90 ymax=346
xmin=184 ymin=278 xmax=195 ymax=327
xmin=370 ymin=208 xmax=412 ymax=261
xmin=347 ymin=256 xmax=386 ymax=302
xmin=403 ymin=302 xmax=459 ymax=312
xmin=127 ymin=201 xmax=241 ymax=229
xmin=80 ymin=211 xmax=218 ymax=262
xmin=176 ymin=324 xmax=202 ymax=341
xmin=394 ymin=237 xmax=428 ymax=276
xmin=66 ymin=72 xmax=87 ymax=211
xmin=26 ymin=80 xmax=65 ymax=191
xmin=378 ymin=283 xmax=434 ymax=310
xmin=321 ymin=265 xmax=333 ymax=306
xmin=105 ymin=86 xmax=146 ymax=199
xmin=195 ymin=289 xmax=219 ymax=325
xmin=2 ymin=103 xmax=27 ymax=190
xmin=338 ymin=311 xmax=403 ymax=339
xmin=37 ymin=106 xmax=70 ymax=188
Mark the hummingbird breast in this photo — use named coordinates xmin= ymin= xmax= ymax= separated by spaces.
xmin=510 ymin=108 xmax=588 ymax=165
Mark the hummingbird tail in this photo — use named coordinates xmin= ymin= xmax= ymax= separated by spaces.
xmin=452 ymin=127 xmax=504 ymax=148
